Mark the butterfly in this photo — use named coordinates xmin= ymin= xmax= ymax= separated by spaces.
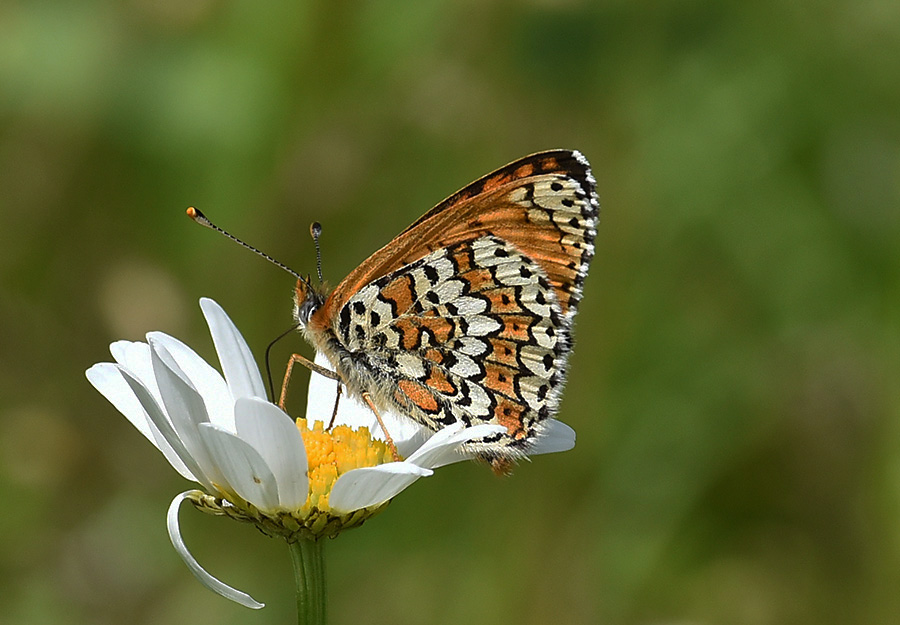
xmin=289 ymin=149 xmax=599 ymax=471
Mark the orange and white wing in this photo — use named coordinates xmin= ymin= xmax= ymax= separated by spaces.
xmin=319 ymin=149 xmax=598 ymax=323
xmin=307 ymin=150 xmax=599 ymax=460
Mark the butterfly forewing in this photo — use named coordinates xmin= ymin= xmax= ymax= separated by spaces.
xmin=323 ymin=150 xmax=597 ymax=319
xmin=305 ymin=150 xmax=598 ymax=462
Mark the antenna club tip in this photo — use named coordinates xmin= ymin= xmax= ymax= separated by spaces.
xmin=310 ymin=221 xmax=322 ymax=237
xmin=186 ymin=206 xmax=212 ymax=227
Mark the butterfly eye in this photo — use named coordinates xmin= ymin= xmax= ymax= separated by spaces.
xmin=294 ymin=279 xmax=323 ymax=326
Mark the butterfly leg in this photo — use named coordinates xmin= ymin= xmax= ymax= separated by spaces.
xmin=279 ymin=352 xmax=341 ymax=410
xmin=326 ymin=383 xmax=342 ymax=430
xmin=361 ymin=391 xmax=401 ymax=461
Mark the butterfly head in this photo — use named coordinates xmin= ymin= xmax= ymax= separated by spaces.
xmin=293 ymin=277 xmax=326 ymax=327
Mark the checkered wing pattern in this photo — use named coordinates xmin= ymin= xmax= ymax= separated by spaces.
xmin=310 ymin=150 xmax=599 ymax=461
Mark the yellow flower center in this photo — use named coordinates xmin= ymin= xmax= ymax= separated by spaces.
xmin=189 ymin=417 xmax=396 ymax=541
xmin=296 ymin=418 xmax=393 ymax=512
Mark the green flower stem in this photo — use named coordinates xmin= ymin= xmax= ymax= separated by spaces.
xmin=289 ymin=538 xmax=327 ymax=625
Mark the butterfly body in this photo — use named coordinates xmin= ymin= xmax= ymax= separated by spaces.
xmin=294 ymin=150 xmax=598 ymax=466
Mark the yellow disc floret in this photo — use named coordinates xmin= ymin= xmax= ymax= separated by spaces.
xmin=298 ymin=418 xmax=393 ymax=512
xmin=188 ymin=418 xmax=394 ymax=542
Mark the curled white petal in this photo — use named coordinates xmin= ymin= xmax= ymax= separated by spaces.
xmin=200 ymin=298 xmax=266 ymax=401
xmin=527 ymin=420 xmax=576 ymax=455
xmin=167 ymin=491 xmax=264 ymax=609
xmin=329 ymin=463 xmax=432 ymax=513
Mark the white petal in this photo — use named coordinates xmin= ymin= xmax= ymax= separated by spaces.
xmin=199 ymin=298 xmax=266 ymax=401
xmin=527 ymin=420 xmax=576 ymax=455
xmin=307 ymin=352 xmax=428 ymax=450
xmin=233 ymin=397 xmax=308 ymax=509
xmin=393 ymin=427 xmax=432 ymax=460
xmin=87 ymin=362 xmax=156 ymax=444
xmin=198 ymin=424 xmax=280 ymax=512
xmin=149 ymin=339 xmax=227 ymax=489
xmin=88 ymin=363 xmax=197 ymax=481
xmin=375 ymin=408 xmax=433 ymax=451
xmin=146 ymin=331 xmax=234 ymax=431
xmin=406 ymin=423 xmax=507 ymax=469
xmin=167 ymin=491 xmax=264 ymax=609
xmin=110 ymin=340 xmax=161 ymax=404
xmin=305 ymin=352 xmax=362 ymax=425
xmin=110 ymin=364 xmax=209 ymax=486
xmin=329 ymin=462 xmax=432 ymax=513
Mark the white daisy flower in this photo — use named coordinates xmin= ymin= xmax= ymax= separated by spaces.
xmin=86 ymin=298 xmax=575 ymax=608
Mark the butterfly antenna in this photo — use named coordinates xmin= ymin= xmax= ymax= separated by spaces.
xmin=186 ymin=207 xmax=309 ymax=287
xmin=310 ymin=221 xmax=324 ymax=283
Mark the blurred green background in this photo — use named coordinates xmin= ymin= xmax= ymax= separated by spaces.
xmin=1 ymin=0 xmax=898 ymax=623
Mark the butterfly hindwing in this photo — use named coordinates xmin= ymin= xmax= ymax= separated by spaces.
xmin=330 ymin=234 xmax=572 ymax=459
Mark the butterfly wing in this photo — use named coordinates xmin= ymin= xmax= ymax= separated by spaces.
xmin=323 ymin=149 xmax=598 ymax=320
xmin=307 ymin=149 xmax=599 ymax=460
xmin=329 ymin=235 xmax=573 ymax=460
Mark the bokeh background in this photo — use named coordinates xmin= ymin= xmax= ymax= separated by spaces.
xmin=2 ymin=1 xmax=898 ymax=624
